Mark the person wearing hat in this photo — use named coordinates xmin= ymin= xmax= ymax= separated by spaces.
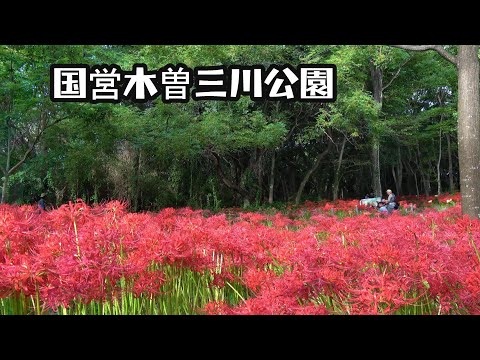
xmin=38 ymin=193 xmax=46 ymax=211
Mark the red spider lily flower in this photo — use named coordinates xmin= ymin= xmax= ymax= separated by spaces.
xmin=1 ymin=193 xmax=479 ymax=315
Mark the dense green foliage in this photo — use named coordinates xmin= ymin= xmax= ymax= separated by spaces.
xmin=0 ymin=45 xmax=459 ymax=210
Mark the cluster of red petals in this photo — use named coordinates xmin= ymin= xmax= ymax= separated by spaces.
xmin=0 ymin=193 xmax=478 ymax=314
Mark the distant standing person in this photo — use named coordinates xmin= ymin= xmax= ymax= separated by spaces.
xmin=38 ymin=193 xmax=46 ymax=211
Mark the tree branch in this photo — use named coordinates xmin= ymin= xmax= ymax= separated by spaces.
xmin=392 ymin=45 xmax=457 ymax=66
xmin=7 ymin=134 xmax=41 ymax=176
xmin=321 ymin=127 xmax=335 ymax=145
xmin=285 ymin=123 xmax=298 ymax=142
xmin=6 ymin=110 xmax=75 ymax=176
xmin=209 ymin=149 xmax=248 ymax=197
xmin=382 ymin=56 xmax=411 ymax=91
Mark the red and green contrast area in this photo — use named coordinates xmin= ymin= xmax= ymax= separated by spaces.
xmin=1 ymin=193 xmax=477 ymax=315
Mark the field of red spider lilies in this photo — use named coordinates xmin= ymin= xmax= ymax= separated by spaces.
xmin=1 ymin=192 xmax=479 ymax=315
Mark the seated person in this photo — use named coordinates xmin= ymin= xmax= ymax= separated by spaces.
xmin=379 ymin=189 xmax=397 ymax=214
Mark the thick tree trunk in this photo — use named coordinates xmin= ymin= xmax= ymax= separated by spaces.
xmin=446 ymin=133 xmax=455 ymax=193
xmin=371 ymin=138 xmax=382 ymax=197
xmin=295 ymin=142 xmax=332 ymax=205
xmin=332 ymin=136 xmax=347 ymax=201
xmin=268 ymin=150 xmax=276 ymax=204
xmin=370 ymin=61 xmax=383 ymax=104
xmin=437 ymin=130 xmax=442 ymax=196
xmin=370 ymin=61 xmax=383 ymax=198
xmin=457 ymin=45 xmax=480 ymax=218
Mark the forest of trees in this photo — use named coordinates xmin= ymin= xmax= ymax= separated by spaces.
xmin=1 ymin=45 xmax=476 ymax=215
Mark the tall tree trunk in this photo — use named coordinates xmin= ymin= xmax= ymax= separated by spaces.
xmin=392 ymin=45 xmax=479 ymax=216
xmin=457 ymin=45 xmax=480 ymax=218
xmin=189 ymin=161 xmax=194 ymax=202
xmin=424 ymin=171 xmax=431 ymax=197
xmin=289 ymin=157 xmax=297 ymax=197
xmin=437 ymin=129 xmax=442 ymax=196
xmin=1 ymin=61 xmax=14 ymax=204
xmin=413 ymin=170 xmax=419 ymax=197
xmin=332 ymin=136 xmax=347 ymax=201
xmin=397 ymin=147 xmax=403 ymax=195
xmin=392 ymin=166 xmax=398 ymax=195
xmin=268 ymin=150 xmax=276 ymax=204
xmin=446 ymin=133 xmax=455 ymax=193
xmin=405 ymin=159 xmax=420 ymax=197
xmin=417 ymin=164 xmax=427 ymax=195
xmin=418 ymin=169 xmax=430 ymax=197
xmin=416 ymin=142 xmax=430 ymax=196
xmin=295 ymin=142 xmax=332 ymax=205
xmin=370 ymin=61 xmax=383 ymax=197
xmin=371 ymin=138 xmax=382 ymax=197
xmin=1 ymin=127 xmax=11 ymax=203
